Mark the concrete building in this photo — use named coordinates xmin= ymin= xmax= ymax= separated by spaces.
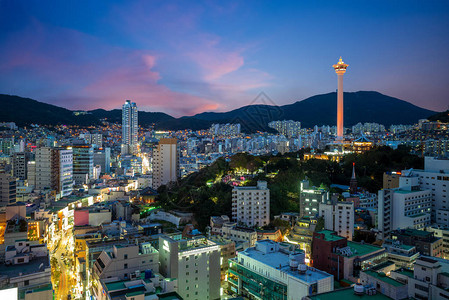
xmin=383 ymin=171 xmax=401 ymax=189
xmin=72 ymin=145 xmax=93 ymax=185
xmin=382 ymin=239 xmax=419 ymax=269
xmin=286 ymin=216 xmax=320 ymax=260
xmin=311 ymin=230 xmax=387 ymax=282
xmin=299 ymin=180 xmax=329 ymax=218
xmin=0 ymin=171 xmax=16 ymax=206
xmin=95 ymin=271 xmax=180 ymax=300
xmin=51 ymin=147 xmax=73 ymax=197
xmin=359 ymin=269 xmax=408 ymax=299
xmin=34 ymin=147 xmax=73 ymax=196
xmin=0 ymin=241 xmax=52 ymax=300
xmin=378 ymin=176 xmax=432 ymax=239
xmin=319 ymin=201 xmax=354 ymax=240
xmin=390 ymin=228 xmax=443 ymax=257
xmin=26 ymin=161 xmax=36 ymax=188
xmin=158 ymin=235 xmax=221 ymax=300
xmin=227 ymin=240 xmax=333 ymax=299
xmin=92 ymin=243 xmax=159 ymax=282
xmin=406 ymin=256 xmax=449 ymax=300
xmin=122 ymin=100 xmax=138 ymax=155
xmin=93 ymin=147 xmax=111 ymax=174
xmin=218 ymin=222 xmax=257 ymax=249
xmin=401 ymin=157 xmax=449 ymax=225
xmin=232 ymin=181 xmax=270 ymax=227
xmin=34 ymin=147 xmax=52 ymax=190
xmin=152 ymin=138 xmax=179 ymax=189
xmin=12 ymin=152 xmax=27 ymax=180
xmin=80 ymin=133 xmax=102 ymax=148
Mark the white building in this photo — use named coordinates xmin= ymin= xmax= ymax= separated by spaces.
xmin=378 ymin=175 xmax=432 ymax=239
xmin=401 ymin=157 xmax=449 ymax=226
xmin=227 ymin=240 xmax=333 ymax=300
xmin=402 ymin=256 xmax=449 ymax=300
xmin=93 ymin=243 xmax=159 ymax=279
xmin=121 ymin=100 xmax=138 ymax=155
xmin=34 ymin=147 xmax=52 ymax=190
xmin=159 ymin=235 xmax=221 ymax=300
xmin=0 ymin=241 xmax=52 ymax=300
xmin=152 ymin=138 xmax=179 ymax=189
xmin=232 ymin=181 xmax=270 ymax=227
xmin=319 ymin=201 xmax=354 ymax=240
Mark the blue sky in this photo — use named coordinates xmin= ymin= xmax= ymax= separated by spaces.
xmin=0 ymin=0 xmax=448 ymax=116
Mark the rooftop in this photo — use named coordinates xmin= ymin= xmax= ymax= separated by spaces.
xmin=0 ymin=256 xmax=50 ymax=278
xmin=316 ymin=230 xmax=346 ymax=242
xmin=308 ymin=286 xmax=391 ymax=300
xmin=363 ymin=270 xmax=405 ymax=287
xmin=392 ymin=268 xmax=414 ymax=278
xmin=239 ymin=245 xmax=330 ymax=283
xmin=346 ymin=241 xmax=384 ymax=258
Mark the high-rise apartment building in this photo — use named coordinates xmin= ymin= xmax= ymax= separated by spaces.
xmin=319 ymin=201 xmax=354 ymax=240
xmin=35 ymin=147 xmax=52 ymax=190
xmin=12 ymin=152 xmax=27 ymax=180
xmin=122 ymin=100 xmax=138 ymax=154
xmin=93 ymin=147 xmax=111 ymax=174
xmin=159 ymin=235 xmax=221 ymax=300
xmin=0 ymin=171 xmax=16 ymax=206
xmin=378 ymin=175 xmax=432 ymax=239
xmin=400 ymin=157 xmax=449 ymax=225
xmin=72 ymin=145 xmax=93 ymax=185
xmin=79 ymin=133 xmax=102 ymax=148
xmin=34 ymin=147 xmax=73 ymax=197
xmin=299 ymin=180 xmax=329 ymax=218
xmin=232 ymin=181 xmax=270 ymax=227
xmin=152 ymin=138 xmax=179 ymax=189
xmin=52 ymin=148 xmax=73 ymax=197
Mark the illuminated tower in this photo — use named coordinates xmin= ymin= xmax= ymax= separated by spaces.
xmin=332 ymin=57 xmax=348 ymax=140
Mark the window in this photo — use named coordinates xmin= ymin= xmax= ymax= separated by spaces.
xmin=124 ymin=263 xmax=128 ymax=269
xmin=24 ymin=280 xmax=29 ymax=286
xmin=124 ymin=254 xmax=128 ymax=259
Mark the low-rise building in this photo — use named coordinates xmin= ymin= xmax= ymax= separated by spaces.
xmin=312 ymin=230 xmax=387 ymax=282
xmin=0 ymin=241 xmax=52 ymax=300
xmin=390 ymin=228 xmax=443 ymax=257
xmin=95 ymin=271 xmax=179 ymax=300
xmin=382 ymin=239 xmax=419 ymax=269
xmin=227 ymin=240 xmax=334 ymax=300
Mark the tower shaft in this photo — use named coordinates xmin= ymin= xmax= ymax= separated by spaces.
xmin=337 ymin=73 xmax=344 ymax=140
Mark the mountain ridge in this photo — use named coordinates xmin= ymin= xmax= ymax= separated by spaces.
xmin=0 ymin=91 xmax=437 ymax=131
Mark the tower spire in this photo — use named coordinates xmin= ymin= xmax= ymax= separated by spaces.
xmin=350 ymin=162 xmax=357 ymax=194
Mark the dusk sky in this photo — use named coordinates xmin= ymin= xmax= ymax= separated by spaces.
xmin=1 ymin=0 xmax=448 ymax=117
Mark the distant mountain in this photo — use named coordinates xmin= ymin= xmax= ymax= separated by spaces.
xmin=428 ymin=110 xmax=449 ymax=123
xmin=0 ymin=91 xmax=437 ymax=131
xmin=0 ymin=94 xmax=98 ymax=126
xmin=192 ymin=91 xmax=436 ymax=131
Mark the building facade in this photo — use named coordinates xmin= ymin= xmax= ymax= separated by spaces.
xmin=232 ymin=181 xmax=270 ymax=227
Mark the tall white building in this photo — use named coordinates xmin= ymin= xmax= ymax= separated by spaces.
xmin=378 ymin=175 xmax=432 ymax=239
xmin=319 ymin=201 xmax=354 ymax=240
xmin=401 ymin=157 xmax=449 ymax=225
xmin=232 ymin=181 xmax=270 ymax=227
xmin=35 ymin=147 xmax=52 ymax=190
xmin=152 ymin=138 xmax=179 ymax=189
xmin=122 ymin=100 xmax=138 ymax=154
xmin=159 ymin=235 xmax=221 ymax=300
xmin=34 ymin=147 xmax=73 ymax=197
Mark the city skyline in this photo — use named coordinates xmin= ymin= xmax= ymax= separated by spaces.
xmin=1 ymin=1 xmax=448 ymax=117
